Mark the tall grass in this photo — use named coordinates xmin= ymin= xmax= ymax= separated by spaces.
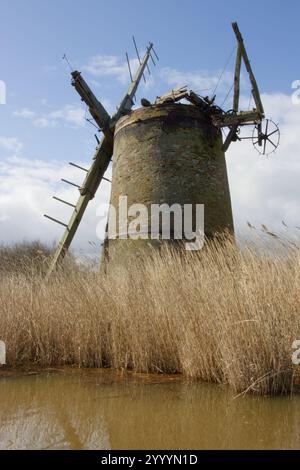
xmin=0 ymin=241 xmax=53 ymax=277
xmin=0 ymin=241 xmax=77 ymax=278
xmin=0 ymin=238 xmax=299 ymax=395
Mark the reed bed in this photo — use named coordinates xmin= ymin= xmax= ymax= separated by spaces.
xmin=0 ymin=238 xmax=299 ymax=395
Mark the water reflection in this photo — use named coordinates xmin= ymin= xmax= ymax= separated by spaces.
xmin=0 ymin=370 xmax=300 ymax=449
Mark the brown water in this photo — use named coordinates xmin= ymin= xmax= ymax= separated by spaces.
xmin=0 ymin=369 xmax=300 ymax=450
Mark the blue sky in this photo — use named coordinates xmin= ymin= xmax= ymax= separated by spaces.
xmin=0 ymin=0 xmax=300 ymax=254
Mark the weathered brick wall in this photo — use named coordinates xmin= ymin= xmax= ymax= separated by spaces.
xmin=103 ymin=103 xmax=234 ymax=268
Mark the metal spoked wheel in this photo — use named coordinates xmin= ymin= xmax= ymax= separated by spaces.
xmin=252 ymin=119 xmax=280 ymax=156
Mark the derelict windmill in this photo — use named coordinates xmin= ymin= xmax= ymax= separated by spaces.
xmin=44 ymin=39 xmax=156 ymax=274
xmin=45 ymin=22 xmax=280 ymax=275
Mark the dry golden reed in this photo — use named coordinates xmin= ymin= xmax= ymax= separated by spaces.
xmin=0 ymin=238 xmax=299 ymax=395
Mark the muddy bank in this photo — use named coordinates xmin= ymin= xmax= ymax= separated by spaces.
xmin=1 ymin=365 xmax=300 ymax=397
xmin=0 ymin=365 xmax=184 ymax=384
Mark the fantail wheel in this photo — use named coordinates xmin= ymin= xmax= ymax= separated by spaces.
xmin=252 ymin=119 xmax=280 ymax=156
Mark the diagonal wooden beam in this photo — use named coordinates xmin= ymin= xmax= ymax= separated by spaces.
xmin=71 ymin=71 xmax=112 ymax=134
xmin=45 ymin=135 xmax=113 ymax=278
xmin=232 ymin=22 xmax=264 ymax=117
xmin=112 ymin=43 xmax=154 ymax=123
xmin=222 ymin=125 xmax=239 ymax=152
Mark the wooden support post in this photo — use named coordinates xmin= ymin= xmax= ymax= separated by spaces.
xmin=233 ymin=44 xmax=242 ymax=112
xmin=231 ymin=22 xmax=264 ymax=117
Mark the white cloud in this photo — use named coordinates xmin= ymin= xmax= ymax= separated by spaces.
xmin=227 ymin=92 xmax=300 ymax=237
xmin=33 ymin=117 xmax=56 ymax=128
xmin=0 ymin=155 xmax=111 ymax=255
xmin=82 ymin=54 xmax=139 ymax=84
xmin=13 ymin=104 xmax=86 ymax=129
xmin=0 ymin=137 xmax=23 ymax=153
xmin=49 ymin=104 xmax=86 ymax=127
xmin=160 ymin=67 xmax=233 ymax=96
xmin=14 ymin=108 xmax=36 ymax=119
